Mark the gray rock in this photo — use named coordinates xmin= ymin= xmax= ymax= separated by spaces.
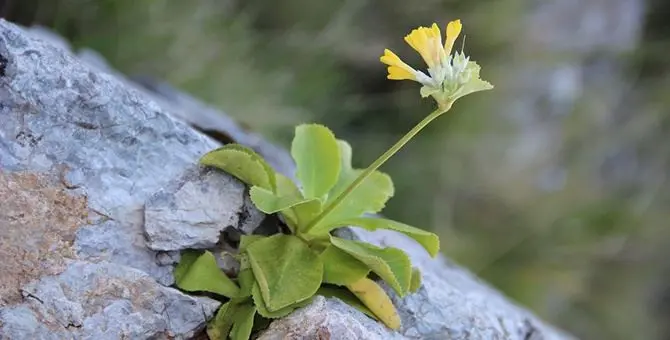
xmin=355 ymin=227 xmax=567 ymax=340
xmin=256 ymin=296 xmax=404 ymax=340
xmin=75 ymin=218 xmax=177 ymax=286
xmin=130 ymin=75 xmax=297 ymax=180
xmin=0 ymin=305 xmax=69 ymax=340
xmin=1 ymin=261 xmax=219 ymax=340
xmin=144 ymin=166 xmax=264 ymax=251
xmin=0 ymin=18 xmax=227 ymax=338
xmin=25 ymin=25 xmax=71 ymax=51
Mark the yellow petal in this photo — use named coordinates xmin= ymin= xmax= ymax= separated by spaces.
xmin=387 ymin=66 xmax=415 ymax=80
xmin=444 ymin=19 xmax=462 ymax=55
xmin=430 ymin=23 xmax=447 ymax=65
xmin=404 ymin=26 xmax=441 ymax=69
xmin=380 ymin=49 xmax=417 ymax=81
xmin=430 ymin=23 xmax=441 ymax=42
xmin=403 ymin=28 xmax=424 ymax=55
xmin=379 ymin=48 xmax=402 ymax=66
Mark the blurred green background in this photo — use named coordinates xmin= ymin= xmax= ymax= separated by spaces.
xmin=4 ymin=0 xmax=670 ymax=339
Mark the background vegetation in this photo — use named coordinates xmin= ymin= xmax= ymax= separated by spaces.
xmin=4 ymin=0 xmax=670 ymax=339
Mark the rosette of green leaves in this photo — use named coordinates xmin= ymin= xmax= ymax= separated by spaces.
xmin=174 ymin=124 xmax=439 ymax=339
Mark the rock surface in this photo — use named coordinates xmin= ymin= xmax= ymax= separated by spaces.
xmin=1 ymin=261 xmax=220 ymax=340
xmin=144 ymin=166 xmax=265 ymax=251
xmin=0 ymin=18 xmax=238 ymax=338
xmin=0 ymin=18 xmax=574 ymax=340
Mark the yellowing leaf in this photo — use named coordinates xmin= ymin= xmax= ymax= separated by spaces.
xmin=316 ymin=285 xmax=376 ymax=319
xmin=206 ymin=302 xmax=236 ymax=340
xmin=246 ymin=234 xmax=323 ymax=311
xmin=200 ymin=144 xmax=277 ymax=192
xmin=330 ymin=236 xmax=411 ymax=296
xmin=310 ymin=140 xmax=394 ymax=232
xmin=409 ymin=267 xmax=422 ymax=293
xmin=174 ymin=250 xmax=240 ymax=298
xmin=230 ymin=303 xmax=256 ymax=340
xmin=347 ymin=277 xmax=401 ymax=329
xmin=291 ymin=124 xmax=341 ymax=199
xmin=320 ymin=245 xmax=370 ymax=286
xmin=319 ymin=217 xmax=440 ymax=257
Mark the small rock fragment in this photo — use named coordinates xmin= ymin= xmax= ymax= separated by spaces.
xmin=144 ymin=166 xmax=264 ymax=251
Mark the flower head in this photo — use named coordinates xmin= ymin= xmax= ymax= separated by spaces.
xmin=380 ymin=20 xmax=493 ymax=110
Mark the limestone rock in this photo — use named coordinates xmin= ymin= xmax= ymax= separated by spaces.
xmin=143 ymin=166 xmax=264 ymax=252
xmin=256 ymin=296 xmax=404 ymax=340
xmin=0 ymin=18 xmax=231 ymax=338
xmin=1 ymin=261 xmax=219 ymax=340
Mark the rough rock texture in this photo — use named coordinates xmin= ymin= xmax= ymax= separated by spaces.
xmin=0 ymin=18 xmax=575 ymax=340
xmin=1 ymin=261 xmax=220 ymax=340
xmin=144 ymin=166 xmax=265 ymax=251
xmin=0 ymin=171 xmax=88 ymax=306
xmin=129 ymin=75 xmax=297 ymax=181
xmin=0 ymin=18 xmax=241 ymax=338
xmin=257 ymin=296 xmax=404 ymax=340
xmin=340 ymin=228 xmax=560 ymax=340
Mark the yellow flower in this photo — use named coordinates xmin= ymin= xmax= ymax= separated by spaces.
xmin=380 ymin=20 xmax=493 ymax=110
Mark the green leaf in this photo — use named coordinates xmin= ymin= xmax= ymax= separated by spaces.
xmin=319 ymin=217 xmax=440 ymax=257
xmin=291 ymin=124 xmax=340 ymax=199
xmin=276 ymin=173 xmax=301 ymax=197
xmin=420 ymin=85 xmax=441 ymax=98
xmin=320 ymin=245 xmax=370 ymax=286
xmin=173 ymin=250 xmax=202 ymax=283
xmin=174 ymin=250 xmax=240 ymax=298
xmin=246 ymin=234 xmax=323 ymax=311
xmin=250 ymin=185 xmax=316 ymax=214
xmin=451 ymin=60 xmax=494 ymax=102
xmin=200 ymin=144 xmax=277 ymax=192
xmin=239 ymin=236 xmax=265 ymax=272
xmin=293 ymin=199 xmax=322 ymax=230
xmin=206 ymin=302 xmax=236 ymax=340
xmin=230 ymin=303 xmax=257 ymax=340
xmin=409 ymin=267 xmax=422 ymax=293
xmin=236 ymin=268 xmax=255 ymax=300
xmin=274 ymin=173 xmax=324 ymax=230
xmin=251 ymin=282 xmax=312 ymax=318
xmin=310 ymin=141 xmax=394 ymax=233
xmin=316 ymin=285 xmax=377 ymax=320
xmin=276 ymin=173 xmax=301 ymax=226
xmin=330 ymin=237 xmax=412 ymax=296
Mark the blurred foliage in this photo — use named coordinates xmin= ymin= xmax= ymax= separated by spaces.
xmin=4 ymin=0 xmax=670 ymax=339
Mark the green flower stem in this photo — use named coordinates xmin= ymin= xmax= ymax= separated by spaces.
xmin=305 ymin=106 xmax=450 ymax=232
